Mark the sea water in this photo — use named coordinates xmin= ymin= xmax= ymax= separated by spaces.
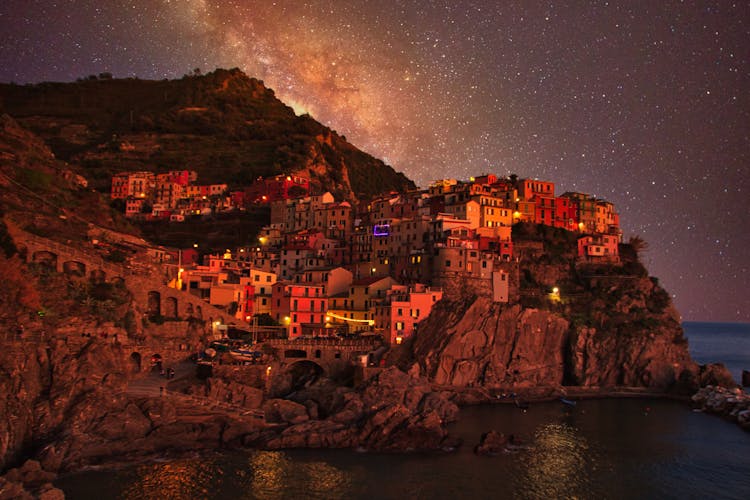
xmin=683 ymin=321 xmax=750 ymax=384
xmin=56 ymin=322 xmax=750 ymax=499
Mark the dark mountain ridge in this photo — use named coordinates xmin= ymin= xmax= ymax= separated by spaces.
xmin=0 ymin=68 xmax=414 ymax=199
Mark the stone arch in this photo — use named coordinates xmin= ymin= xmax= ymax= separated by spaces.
xmin=90 ymin=269 xmax=106 ymax=283
xmin=63 ymin=260 xmax=86 ymax=277
xmin=32 ymin=250 xmax=58 ymax=269
xmin=129 ymin=352 xmax=142 ymax=373
xmin=164 ymin=296 xmax=178 ymax=318
xmin=147 ymin=291 xmax=161 ymax=316
xmin=286 ymin=359 xmax=326 ymax=389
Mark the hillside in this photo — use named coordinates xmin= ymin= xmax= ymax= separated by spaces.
xmin=0 ymin=68 xmax=414 ymax=200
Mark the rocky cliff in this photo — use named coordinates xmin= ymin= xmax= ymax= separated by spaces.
xmin=406 ymin=226 xmax=705 ymax=396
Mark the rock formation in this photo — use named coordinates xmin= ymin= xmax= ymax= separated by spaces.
xmin=243 ymin=367 xmax=459 ymax=451
xmin=692 ymin=385 xmax=750 ymax=431
xmin=409 ymin=231 xmax=700 ymax=395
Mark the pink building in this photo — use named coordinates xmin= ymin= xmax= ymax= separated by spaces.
xmin=577 ymin=234 xmax=619 ymax=262
xmin=374 ymin=284 xmax=443 ymax=345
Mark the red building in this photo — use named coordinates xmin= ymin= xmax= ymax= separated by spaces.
xmin=271 ymin=282 xmax=328 ymax=339
xmin=554 ymin=196 xmax=578 ymax=231
xmin=246 ymin=174 xmax=310 ymax=203
xmin=534 ymin=195 xmax=556 ymax=226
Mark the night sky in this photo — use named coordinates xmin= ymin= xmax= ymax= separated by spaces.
xmin=1 ymin=1 xmax=748 ymax=322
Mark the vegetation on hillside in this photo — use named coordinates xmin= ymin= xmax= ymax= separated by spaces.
xmin=0 ymin=68 xmax=414 ymax=198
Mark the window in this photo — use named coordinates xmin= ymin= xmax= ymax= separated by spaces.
xmin=397 ymin=308 xmax=403 ymax=316
xmin=261 ymin=298 xmax=267 ymax=305
xmin=446 ymin=260 xmax=451 ymax=267
xmin=254 ymin=275 xmax=260 ymax=282
xmin=396 ymin=322 xmax=404 ymax=331
xmin=266 ymin=275 xmax=271 ymax=282
xmin=293 ymin=314 xmax=297 ymax=322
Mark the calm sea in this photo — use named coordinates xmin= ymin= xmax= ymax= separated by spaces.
xmin=57 ymin=322 xmax=750 ymax=499
xmin=683 ymin=321 xmax=750 ymax=385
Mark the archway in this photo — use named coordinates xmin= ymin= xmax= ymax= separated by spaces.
xmin=147 ymin=291 xmax=161 ymax=316
xmin=63 ymin=260 xmax=86 ymax=277
xmin=90 ymin=269 xmax=106 ymax=283
xmin=165 ymin=296 xmax=178 ymax=318
xmin=286 ymin=359 xmax=325 ymax=391
xmin=129 ymin=352 xmax=142 ymax=373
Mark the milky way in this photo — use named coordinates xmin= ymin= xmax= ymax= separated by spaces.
xmin=1 ymin=0 xmax=748 ymax=321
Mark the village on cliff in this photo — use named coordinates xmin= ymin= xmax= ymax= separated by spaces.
xmin=110 ymin=169 xmax=622 ymax=346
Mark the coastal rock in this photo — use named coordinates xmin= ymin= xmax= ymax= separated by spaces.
xmin=698 ymin=363 xmax=737 ymax=389
xmin=414 ymin=300 xmax=570 ymax=388
xmin=474 ymin=431 xmax=508 ymax=455
xmin=258 ymin=367 xmax=459 ymax=452
xmin=413 ymin=284 xmax=697 ymax=394
xmin=264 ymin=420 xmax=356 ymax=449
xmin=262 ymin=399 xmax=310 ymax=424
xmin=207 ymin=378 xmax=264 ymax=409
xmin=0 ymin=460 xmax=62 ymax=500
xmin=330 ymin=393 xmax=364 ymax=424
xmin=0 ymin=478 xmax=33 ymax=500
xmin=691 ymin=385 xmax=750 ymax=430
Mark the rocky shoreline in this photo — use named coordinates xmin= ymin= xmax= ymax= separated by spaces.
xmin=3 ymin=368 xmax=745 ymax=499
xmin=691 ymin=385 xmax=750 ymax=431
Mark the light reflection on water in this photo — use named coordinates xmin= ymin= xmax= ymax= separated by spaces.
xmin=57 ymin=399 xmax=750 ymax=499
xmin=247 ymin=451 xmax=354 ymax=499
xmin=120 ymin=459 xmax=220 ymax=499
xmin=520 ymin=423 xmax=590 ymax=499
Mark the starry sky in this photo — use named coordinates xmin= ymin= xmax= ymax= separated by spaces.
xmin=0 ymin=1 xmax=748 ymax=322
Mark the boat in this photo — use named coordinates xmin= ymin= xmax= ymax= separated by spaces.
xmin=229 ymin=348 xmax=262 ymax=362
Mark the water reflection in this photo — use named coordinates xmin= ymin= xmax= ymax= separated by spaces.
xmin=519 ymin=423 xmax=590 ymax=499
xmin=55 ymin=400 xmax=750 ymax=500
xmin=121 ymin=458 xmax=219 ymax=499
xmin=247 ymin=451 xmax=353 ymax=499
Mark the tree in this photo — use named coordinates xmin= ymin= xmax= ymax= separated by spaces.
xmin=0 ymin=254 xmax=41 ymax=326
xmin=628 ymin=235 xmax=649 ymax=255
